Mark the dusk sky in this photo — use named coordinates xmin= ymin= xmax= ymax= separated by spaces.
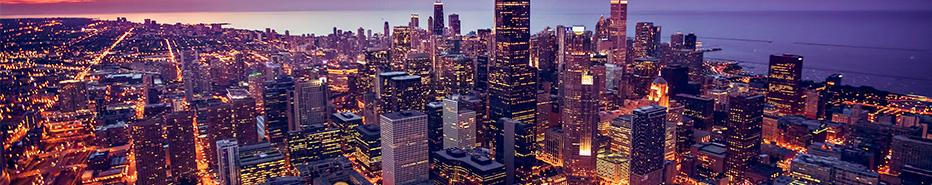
xmin=4 ymin=0 xmax=932 ymax=15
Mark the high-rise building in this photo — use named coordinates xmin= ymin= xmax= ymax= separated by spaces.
xmin=496 ymin=118 xmax=536 ymax=185
xmin=670 ymin=32 xmax=685 ymax=49
xmin=890 ymin=135 xmax=932 ymax=176
xmin=286 ymin=124 xmax=341 ymax=166
xmin=633 ymin=22 xmax=662 ymax=58
xmin=684 ymin=33 xmax=698 ymax=50
xmin=380 ymin=75 xmax=428 ymax=114
xmin=491 ymin=1 xmax=537 ymax=183
xmin=439 ymin=54 xmax=475 ymax=97
xmin=164 ymin=111 xmax=198 ymax=180
xmin=227 ymin=90 xmax=261 ymax=145
xmin=433 ymin=0 xmax=445 ymax=35
xmin=381 ymin=111 xmax=430 ymax=185
xmin=767 ymin=54 xmax=804 ymax=116
xmin=449 ymin=14 xmax=461 ymax=36
xmin=490 ymin=0 xmax=537 ymax=168
xmin=427 ymin=101 xmax=445 ymax=157
xmin=293 ymin=77 xmax=329 ymax=130
xmin=596 ymin=152 xmax=629 ymax=185
xmin=560 ymin=26 xmax=601 ymax=182
xmin=610 ymin=0 xmax=628 ymax=65
xmin=660 ymin=64 xmax=691 ymax=96
xmin=263 ymin=76 xmax=295 ymax=144
xmin=353 ymin=124 xmax=382 ymax=181
xmin=443 ymin=96 xmax=477 ymax=149
xmin=409 ymin=13 xmax=419 ymax=28
xmin=431 ymin=148 xmax=507 ymax=185
xmin=377 ymin=71 xmax=409 ymax=115
xmin=675 ymin=93 xmax=715 ymax=129
xmin=630 ymin=105 xmax=667 ymax=185
xmin=216 ymin=139 xmax=240 ymax=185
xmin=239 ymin=142 xmax=292 ymax=185
xmin=609 ymin=115 xmax=633 ymax=157
xmin=391 ymin=26 xmax=414 ymax=71
xmin=404 ymin=52 xmax=433 ymax=91
xmin=132 ymin=118 xmax=170 ymax=185
xmin=724 ymin=93 xmax=764 ymax=183
xmin=331 ymin=112 xmax=363 ymax=154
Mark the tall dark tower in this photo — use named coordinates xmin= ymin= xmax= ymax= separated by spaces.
xmin=610 ymin=0 xmax=628 ymax=65
xmin=449 ymin=14 xmax=461 ymax=36
xmin=263 ymin=76 xmax=295 ymax=145
xmin=491 ymin=0 xmax=536 ymax=184
xmin=630 ymin=105 xmax=667 ymax=184
xmin=433 ymin=0 xmax=445 ymax=35
xmin=724 ymin=92 xmax=764 ymax=183
xmin=766 ymin=54 xmax=804 ymax=116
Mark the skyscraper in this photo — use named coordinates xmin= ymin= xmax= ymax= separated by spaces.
xmin=381 ymin=111 xmax=430 ymax=185
xmin=286 ymin=123 xmax=341 ymax=166
xmin=431 ymin=148 xmax=507 ymax=185
xmin=443 ymin=95 xmax=477 ymax=149
xmin=216 ymin=139 xmax=240 ymax=185
xmin=293 ymin=77 xmax=329 ymax=130
xmin=238 ymin=142 xmax=292 ymax=185
xmin=132 ymin=118 xmax=169 ymax=185
xmin=496 ymin=118 xmax=536 ymax=185
xmin=610 ymin=0 xmax=628 ymax=65
xmin=380 ymin=75 xmax=428 ymax=113
xmin=163 ymin=111 xmax=198 ymax=180
xmin=561 ymin=26 xmax=601 ymax=182
xmin=767 ymin=54 xmax=804 ymax=116
xmin=433 ymin=0 xmax=445 ymax=35
xmin=353 ymin=124 xmax=382 ymax=181
xmin=631 ymin=105 xmax=667 ymax=185
xmin=263 ymin=76 xmax=295 ymax=145
xmin=449 ymin=14 xmax=461 ymax=36
xmin=491 ymin=0 xmax=536 ymax=183
xmin=633 ymin=22 xmax=662 ymax=58
xmin=391 ymin=26 xmax=414 ymax=71
xmin=409 ymin=13 xmax=419 ymax=28
xmin=724 ymin=93 xmax=764 ymax=183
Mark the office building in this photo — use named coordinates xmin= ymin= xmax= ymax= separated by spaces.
xmin=444 ymin=96 xmax=477 ymax=149
xmin=724 ymin=93 xmax=764 ymax=183
xmin=286 ymin=124 xmax=342 ymax=166
xmin=216 ymin=139 xmax=240 ymax=185
xmin=391 ymin=26 xmax=413 ymax=71
xmin=767 ymin=54 xmax=804 ymax=116
xmin=630 ymin=105 xmax=667 ymax=184
xmin=560 ymin=26 xmax=601 ymax=182
xmin=381 ymin=111 xmax=430 ymax=185
xmin=633 ymin=22 xmax=661 ymax=58
xmin=432 ymin=148 xmax=507 ymax=185
xmin=353 ymin=124 xmax=382 ymax=181
xmin=610 ymin=0 xmax=628 ymax=64
xmin=433 ymin=0 xmax=444 ymax=35
xmin=293 ymin=77 xmax=329 ymax=130
xmin=490 ymin=2 xmax=537 ymax=182
xmin=239 ymin=143 xmax=292 ymax=185
xmin=264 ymin=76 xmax=295 ymax=144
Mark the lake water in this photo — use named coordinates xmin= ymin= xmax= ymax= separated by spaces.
xmin=4 ymin=10 xmax=931 ymax=95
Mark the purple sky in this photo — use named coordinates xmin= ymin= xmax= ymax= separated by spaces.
xmin=3 ymin=0 xmax=932 ymax=15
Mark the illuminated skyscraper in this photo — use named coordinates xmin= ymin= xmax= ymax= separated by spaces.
xmin=353 ymin=124 xmax=382 ymax=181
xmin=630 ymin=105 xmax=667 ymax=185
xmin=391 ymin=26 xmax=414 ymax=71
xmin=561 ymin=26 xmax=601 ymax=182
xmin=263 ymin=76 xmax=295 ymax=145
xmin=610 ymin=0 xmax=628 ymax=65
xmin=293 ymin=77 xmax=329 ymax=130
xmin=491 ymin=0 xmax=537 ymax=182
xmin=286 ymin=123 xmax=341 ymax=166
xmin=238 ymin=142 xmax=292 ymax=185
xmin=443 ymin=95 xmax=477 ymax=149
xmin=724 ymin=93 xmax=764 ymax=183
xmin=380 ymin=75 xmax=428 ymax=113
xmin=432 ymin=148 xmax=507 ymax=185
xmin=381 ymin=111 xmax=430 ymax=185
xmin=132 ymin=118 xmax=169 ymax=185
xmin=433 ymin=0 xmax=445 ymax=35
xmin=449 ymin=14 xmax=461 ymax=36
xmin=496 ymin=118 xmax=535 ymax=185
xmin=767 ymin=54 xmax=804 ymax=116
xmin=633 ymin=22 xmax=662 ymax=58
xmin=163 ymin=111 xmax=198 ymax=180
xmin=216 ymin=139 xmax=240 ymax=185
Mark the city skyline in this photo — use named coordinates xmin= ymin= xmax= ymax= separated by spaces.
xmin=2 ymin=0 xmax=931 ymax=185
xmin=5 ymin=0 xmax=932 ymax=15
